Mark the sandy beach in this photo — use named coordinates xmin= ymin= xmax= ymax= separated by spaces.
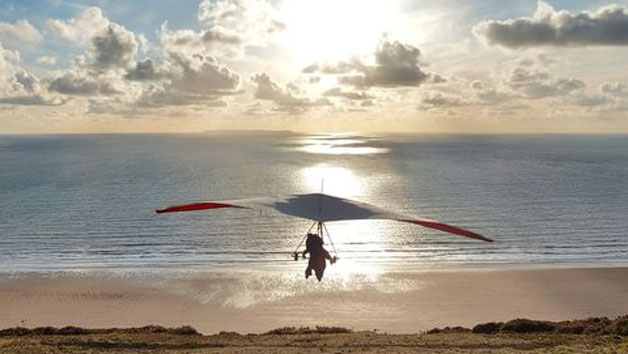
xmin=2 ymin=267 xmax=627 ymax=334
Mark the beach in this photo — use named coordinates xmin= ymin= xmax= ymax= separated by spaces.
xmin=2 ymin=267 xmax=627 ymax=334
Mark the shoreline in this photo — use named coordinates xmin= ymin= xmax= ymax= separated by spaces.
xmin=2 ymin=266 xmax=628 ymax=334
xmin=4 ymin=261 xmax=628 ymax=276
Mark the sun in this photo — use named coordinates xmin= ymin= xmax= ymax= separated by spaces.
xmin=279 ymin=0 xmax=398 ymax=62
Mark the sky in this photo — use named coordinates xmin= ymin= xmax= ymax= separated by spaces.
xmin=1 ymin=0 xmax=628 ymax=133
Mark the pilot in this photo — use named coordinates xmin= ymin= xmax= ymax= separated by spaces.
xmin=302 ymin=233 xmax=336 ymax=281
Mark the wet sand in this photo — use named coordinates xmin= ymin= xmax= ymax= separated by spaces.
xmin=1 ymin=267 xmax=628 ymax=334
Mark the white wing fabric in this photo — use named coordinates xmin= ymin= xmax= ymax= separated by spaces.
xmin=156 ymin=193 xmax=492 ymax=242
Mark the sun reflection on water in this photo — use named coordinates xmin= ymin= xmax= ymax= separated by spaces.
xmin=296 ymin=135 xmax=389 ymax=155
xmin=300 ymin=164 xmax=364 ymax=197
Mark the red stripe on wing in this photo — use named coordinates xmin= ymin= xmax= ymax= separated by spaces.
xmin=156 ymin=202 xmax=244 ymax=214
xmin=398 ymin=219 xmax=493 ymax=242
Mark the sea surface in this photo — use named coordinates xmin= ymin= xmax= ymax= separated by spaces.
xmin=1 ymin=133 xmax=628 ymax=274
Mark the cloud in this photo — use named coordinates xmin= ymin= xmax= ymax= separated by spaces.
xmin=45 ymin=6 xmax=244 ymax=113
xmin=0 ymin=19 xmax=42 ymax=49
xmin=47 ymin=8 xmax=139 ymax=72
xmin=344 ymin=40 xmax=428 ymax=87
xmin=168 ymin=53 xmax=240 ymax=95
xmin=322 ymin=87 xmax=371 ymax=100
xmin=136 ymin=84 xmax=230 ymax=108
xmin=48 ymin=70 xmax=123 ymax=96
xmin=473 ymin=1 xmax=628 ymax=48
xmin=158 ymin=0 xmax=284 ymax=59
xmin=419 ymin=79 xmax=515 ymax=110
xmin=418 ymin=52 xmax=591 ymax=115
xmin=37 ymin=8 xmax=144 ymax=115
xmin=251 ymin=73 xmax=329 ymax=113
xmin=568 ymin=81 xmax=628 ymax=112
xmin=0 ymin=44 xmax=68 ymax=107
xmin=428 ymin=74 xmax=447 ymax=84
xmin=0 ymin=94 xmax=67 ymax=106
xmin=90 ymin=24 xmax=137 ymax=71
xmin=124 ymin=59 xmax=163 ymax=81
xmin=419 ymin=90 xmax=469 ymax=108
xmin=137 ymin=33 xmax=150 ymax=55
xmin=46 ymin=8 xmax=139 ymax=99
xmin=305 ymin=40 xmax=429 ymax=88
xmin=36 ymin=56 xmax=57 ymax=66
xmin=137 ymin=54 xmax=240 ymax=108
xmin=506 ymin=67 xmax=585 ymax=98
xmin=302 ymin=60 xmax=359 ymax=74
xmin=198 ymin=0 xmax=284 ymax=47
xmin=47 ymin=7 xmax=109 ymax=43
xmin=159 ymin=22 xmax=243 ymax=60
xmin=600 ymin=82 xmax=628 ymax=97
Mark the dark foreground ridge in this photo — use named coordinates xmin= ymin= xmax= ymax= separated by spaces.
xmin=427 ymin=315 xmax=628 ymax=336
xmin=1 ymin=317 xmax=627 ymax=353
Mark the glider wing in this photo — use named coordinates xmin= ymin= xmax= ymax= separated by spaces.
xmin=156 ymin=193 xmax=492 ymax=242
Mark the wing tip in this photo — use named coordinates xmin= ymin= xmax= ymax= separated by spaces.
xmin=155 ymin=202 xmax=248 ymax=214
xmin=397 ymin=218 xmax=493 ymax=242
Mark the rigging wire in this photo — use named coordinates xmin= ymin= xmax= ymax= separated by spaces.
xmin=292 ymin=220 xmax=317 ymax=258
xmin=322 ymin=222 xmax=339 ymax=257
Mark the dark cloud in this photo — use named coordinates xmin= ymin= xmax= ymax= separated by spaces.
xmin=91 ymin=24 xmax=137 ymax=71
xmin=135 ymin=53 xmax=240 ymax=108
xmin=48 ymin=71 xmax=122 ymax=96
xmin=343 ymin=41 xmax=428 ymax=87
xmin=428 ymin=74 xmax=447 ymax=84
xmin=304 ymin=40 xmax=429 ymax=88
xmin=124 ymin=59 xmax=162 ymax=81
xmin=13 ymin=71 xmax=39 ymax=92
xmin=45 ymin=10 xmax=137 ymax=101
xmin=474 ymin=2 xmax=628 ymax=48
xmin=168 ymin=53 xmax=240 ymax=95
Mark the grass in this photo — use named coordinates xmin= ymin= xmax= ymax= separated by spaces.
xmin=1 ymin=317 xmax=628 ymax=353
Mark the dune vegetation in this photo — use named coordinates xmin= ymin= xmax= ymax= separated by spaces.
xmin=1 ymin=317 xmax=628 ymax=353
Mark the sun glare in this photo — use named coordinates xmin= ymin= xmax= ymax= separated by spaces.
xmin=300 ymin=164 xmax=364 ymax=197
xmin=280 ymin=0 xmax=397 ymax=62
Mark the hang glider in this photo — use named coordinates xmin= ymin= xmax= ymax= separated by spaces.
xmin=156 ymin=193 xmax=492 ymax=242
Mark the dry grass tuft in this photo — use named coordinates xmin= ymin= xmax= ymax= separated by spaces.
xmin=263 ymin=326 xmax=352 ymax=335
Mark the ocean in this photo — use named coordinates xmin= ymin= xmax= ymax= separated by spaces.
xmin=1 ymin=133 xmax=628 ymax=274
